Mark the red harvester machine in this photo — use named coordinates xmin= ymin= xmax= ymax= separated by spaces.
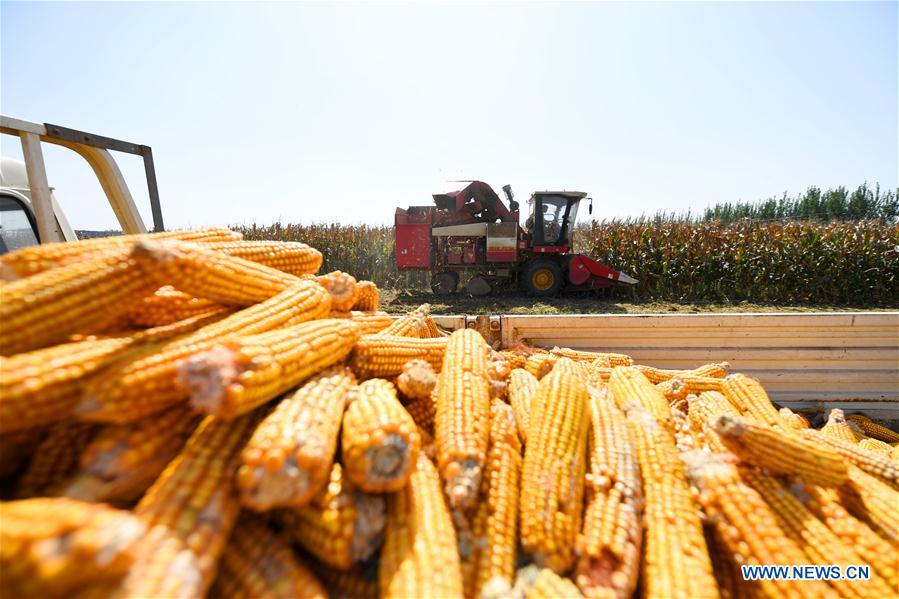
xmin=394 ymin=181 xmax=638 ymax=296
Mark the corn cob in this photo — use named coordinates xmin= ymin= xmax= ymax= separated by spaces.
xmin=180 ymin=318 xmax=361 ymax=420
xmin=498 ymin=350 xmax=528 ymax=370
xmin=820 ymin=409 xmax=865 ymax=443
xmin=58 ymin=404 xmax=201 ymax=504
xmin=467 ymin=400 xmax=522 ymax=598
xmin=0 ymin=227 xmax=241 ymax=280
xmin=704 ymin=526 xmax=753 ymax=599
xmin=423 ymin=315 xmax=442 ymax=338
xmin=792 ymin=481 xmax=899 ymax=592
xmin=132 ymin=239 xmax=301 ymax=306
xmin=402 ymin=394 xmax=436 ymax=436
xmin=0 ymin=497 xmax=146 ymax=597
xmin=713 ymin=414 xmax=849 ymax=486
xmin=509 ymin=368 xmax=539 ymax=444
xmin=801 ymin=429 xmax=899 ymax=487
xmin=105 ymin=411 xmax=261 ymax=599
xmin=549 ymin=347 xmax=634 ymax=367
xmin=126 ymin=285 xmax=220 ymax=327
xmin=202 ymin=239 xmax=323 ymax=276
xmin=687 ymin=391 xmax=742 ymax=453
xmin=350 ymin=335 xmax=448 ymax=378
xmin=0 ymin=251 xmax=157 ymax=355
xmin=76 ymin=283 xmax=330 ymax=423
xmin=859 ymin=437 xmax=894 ymax=456
xmin=893 ymin=445 xmax=899 ymax=463
xmin=838 ymin=465 xmax=899 ymax=542
xmin=378 ymin=304 xmax=433 ymax=338
xmin=608 ymin=366 xmax=671 ymax=428
xmin=210 ymin=512 xmax=327 ymax=599
xmin=341 ymin=379 xmax=421 ymax=493
xmin=328 ymin=310 xmax=393 ymax=334
xmin=16 ymin=421 xmax=97 ymax=498
xmin=671 ymin=404 xmax=699 ymax=451
xmin=526 ymin=568 xmax=585 ymax=599
xmin=524 ymin=352 xmax=557 ymax=379
xmin=657 ymin=375 xmax=724 ymax=402
xmin=742 ymin=467 xmax=893 ymax=598
xmin=721 ymin=373 xmax=786 ymax=430
xmin=520 ymin=360 xmax=590 ymax=573
xmin=308 ymin=559 xmax=379 ymax=599
xmin=636 ymin=362 xmax=731 ymax=384
xmin=314 ymin=270 xmax=358 ymax=311
xmin=237 ymin=366 xmax=355 ymax=511
xmin=395 ymin=358 xmax=438 ymax=401
xmin=779 ymin=406 xmax=811 ymax=430
xmin=435 ymin=328 xmax=492 ymax=509
xmin=0 ymin=428 xmax=42 ymax=479
xmin=576 ymin=387 xmax=643 ymax=599
xmin=682 ymin=451 xmax=832 ymax=599
xmin=623 ymin=412 xmax=719 ymax=598
xmin=352 ymin=280 xmax=380 ymax=311
xmin=277 ymin=462 xmax=386 ymax=569
xmin=846 ymin=414 xmax=899 ymax=443
xmin=379 ymin=452 xmax=464 ymax=599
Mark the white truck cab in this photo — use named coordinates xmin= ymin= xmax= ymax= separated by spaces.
xmin=0 ymin=157 xmax=77 ymax=251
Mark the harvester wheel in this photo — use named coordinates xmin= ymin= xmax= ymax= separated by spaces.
xmin=522 ymin=259 xmax=562 ymax=296
xmin=431 ymin=271 xmax=458 ymax=295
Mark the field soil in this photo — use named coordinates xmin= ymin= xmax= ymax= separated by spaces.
xmin=381 ymin=289 xmax=898 ymax=315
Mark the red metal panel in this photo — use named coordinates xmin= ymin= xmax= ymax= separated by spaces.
xmin=395 ymin=224 xmax=432 ymax=269
xmin=487 ymin=249 xmax=517 ymax=262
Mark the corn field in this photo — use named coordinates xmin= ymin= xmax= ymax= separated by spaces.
xmin=237 ymin=219 xmax=899 ymax=305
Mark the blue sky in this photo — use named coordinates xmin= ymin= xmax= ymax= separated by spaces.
xmin=2 ymin=1 xmax=896 ymax=230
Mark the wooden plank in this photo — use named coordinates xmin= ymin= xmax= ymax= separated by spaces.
xmin=18 ymin=132 xmax=64 ymax=243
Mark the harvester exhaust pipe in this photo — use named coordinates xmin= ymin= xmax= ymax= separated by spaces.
xmin=501 ymin=184 xmax=518 ymax=211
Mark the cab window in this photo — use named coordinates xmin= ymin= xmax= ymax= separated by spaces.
xmin=0 ymin=195 xmax=39 ymax=253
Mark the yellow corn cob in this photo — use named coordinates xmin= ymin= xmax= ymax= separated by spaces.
xmin=549 ymin=347 xmax=634 ymax=367
xmin=742 ymin=467 xmax=894 ymax=598
xmin=0 ymin=497 xmax=146 ymax=597
xmin=105 ymin=411 xmax=261 ymax=599
xmin=687 ymin=391 xmax=742 ymax=453
xmin=801 ymin=429 xmax=899 ymax=487
xmin=520 ymin=359 xmax=590 ymax=573
xmin=202 ymin=239 xmax=323 ymax=276
xmin=657 ymin=375 xmax=724 ymax=402
xmin=671 ymin=404 xmax=699 ymax=452
xmin=467 ymin=400 xmax=522 ymax=598
xmin=59 ymin=404 xmax=201 ymax=504
xmin=352 ymin=280 xmax=380 ymax=311
xmin=402 ymin=393 xmax=437 ymax=435
xmin=795 ymin=482 xmax=899 ymax=592
xmin=310 ymin=560 xmax=379 ymax=599
xmin=820 ymin=409 xmax=865 ymax=443
xmin=635 ymin=362 xmax=731 ymax=384
xmin=576 ymin=387 xmax=643 ymax=599
xmin=378 ymin=304 xmax=433 ymax=338
xmin=341 ymin=379 xmax=421 ymax=493
xmin=237 ymin=366 xmax=355 ymax=511
xmin=379 ymin=452 xmax=463 ymax=599
xmin=209 ymin=512 xmax=327 ymax=599
xmin=704 ymin=526 xmax=753 ymax=599
xmin=180 ymin=318 xmax=361 ymax=420
xmin=131 ymin=239 xmax=301 ymax=306
xmin=859 ymin=437 xmax=894 ymax=456
xmin=894 ymin=445 xmax=899 ymax=463
xmin=277 ymin=462 xmax=386 ymax=569
xmin=423 ymin=315 xmax=442 ymax=338
xmin=509 ymin=368 xmax=539 ymax=444
xmin=623 ymin=412 xmax=719 ymax=599
xmin=0 ymin=251 xmax=158 ymax=355
xmin=126 ymin=285 xmax=220 ymax=327
xmin=314 ymin=270 xmax=358 ymax=312
xmin=0 ymin=427 xmax=42 ymax=478
xmin=350 ymin=334 xmax=448 ymax=379
xmin=607 ymin=366 xmax=671 ymax=428
xmin=526 ymin=568 xmax=585 ymax=599
xmin=682 ymin=451 xmax=833 ymax=599
xmin=395 ymin=358 xmax=438 ymax=401
xmin=779 ymin=407 xmax=811 ymax=430
xmin=498 ymin=350 xmax=528 ymax=370
xmin=713 ymin=414 xmax=849 ymax=486
xmin=837 ymin=465 xmax=899 ymax=542
xmin=0 ymin=227 xmax=241 ymax=280
xmin=329 ymin=310 xmax=393 ymax=334
xmin=721 ymin=373 xmax=786 ymax=430
xmin=846 ymin=414 xmax=899 ymax=443
xmin=15 ymin=421 xmax=97 ymax=498
xmin=76 ymin=282 xmax=331 ymax=423
xmin=524 ymin=352 xmax=557 ymax=379
xmin=434 ymin=328 xmax=491 ymax=509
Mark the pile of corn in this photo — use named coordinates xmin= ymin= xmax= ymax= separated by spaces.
xmin=1 ymin=229 xmax=897 ymax=599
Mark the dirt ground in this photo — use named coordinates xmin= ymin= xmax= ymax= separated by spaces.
xmin=381 ymin=289 xmax=898 ymax=315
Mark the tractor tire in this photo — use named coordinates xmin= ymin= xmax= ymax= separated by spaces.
xmin=521 ymin=259 xmax=563 ymax=296
xmin=431 ymin=271 xmax=459 ymax=296
xmin=466 ymin=276 xmax=492 ymax=297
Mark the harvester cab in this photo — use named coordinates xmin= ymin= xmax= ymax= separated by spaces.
xmin=524 ymin=191 xmax=588 ymax=249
